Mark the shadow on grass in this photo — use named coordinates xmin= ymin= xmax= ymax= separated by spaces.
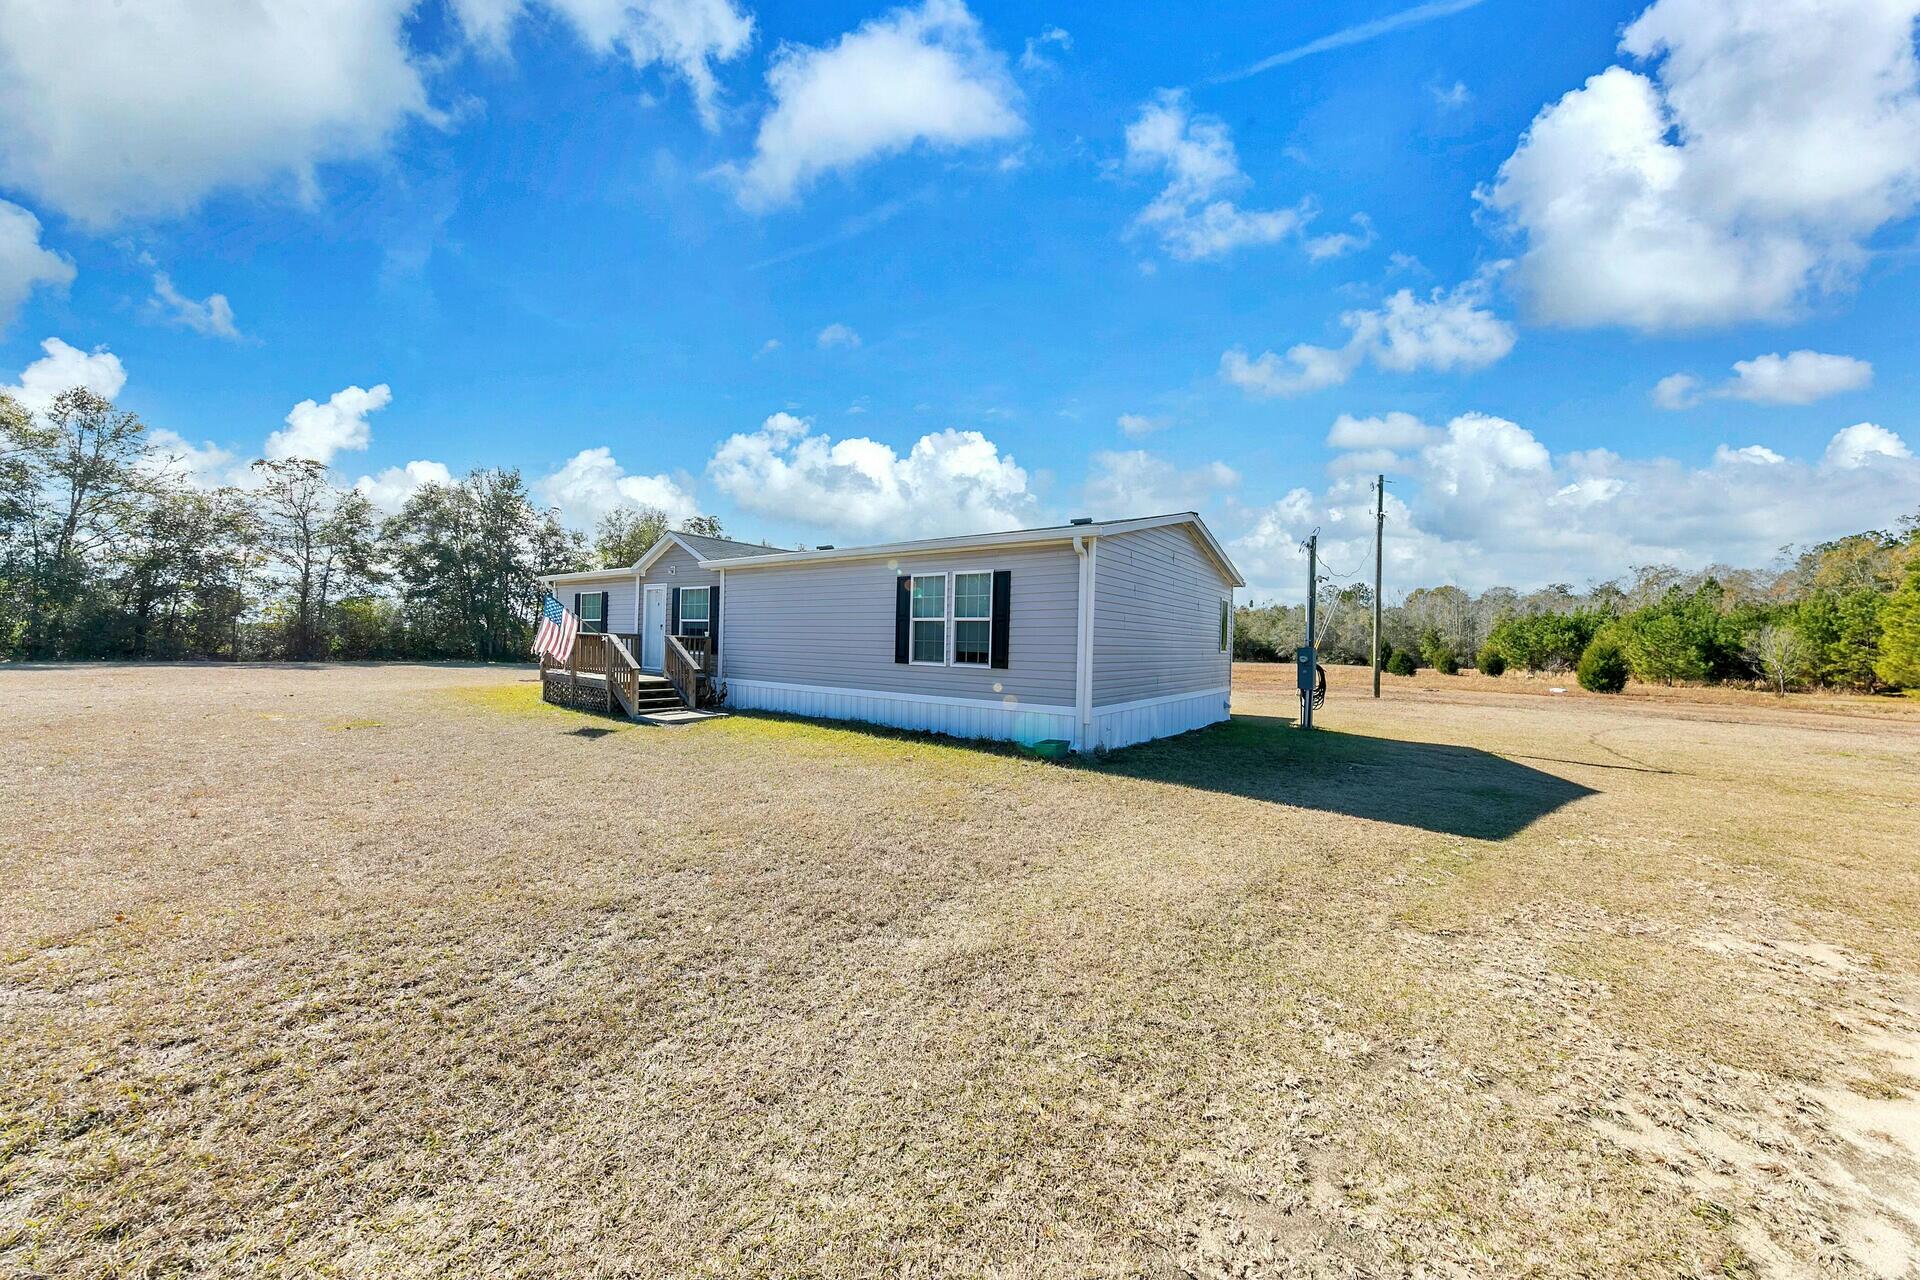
xmin=1088 ymin=714 xmax=1596 ymax=840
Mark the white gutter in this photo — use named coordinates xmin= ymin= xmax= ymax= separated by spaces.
xmin=717 ymin=567 xmax=726 ymax=680
xmin=1072 ymin=533 xmax=1097 ymax=749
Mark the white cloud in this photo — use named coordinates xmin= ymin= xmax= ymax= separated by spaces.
xmin=1124 ymin=89 xmax=1305 ymax=261
xmin=706 ymin=411 xmax=1038 ymax=538
xmin=1656 ymin=350 xmax=1873 ymax=409
xmin=263 ymin=384 xmax=393 ymax=466
xmin=354 ymin=459 xmax=454 ymax=512
xmin=1724 ymin=350 xmax=1873 ymax=405
xmin=450 ymin=0 xmax=753 ymax=129
xmin=817 ymin=322 xmax=862 ymax=349
xmin=1303 ymin=213 xmax=1376 ymax=262
xmin=1221 ymin=277 xmax=1515 ymax=397
xmin=150 ymin=272 xmax=243 ymax=341
xmin=1116 ymin=412 xmax=1166 ymax=439
xmin=1481 ymin=0 xmax=1920 ymax=331
xmin=1432 ymin=79 xmax=1472 ymax=109
xmin=1236 ymin=412 xmax=1920 ymax=597
xmin=1714 ymin=443 xmax=1784 ymax=466
xmin=1082 ymin=450 xmax=1237 ymax=516
xmin=0 ymin=0 xmax=435 ymax=225
xmin=1325 ymin=411 xmax=1440 ymax=451
xmin=1823 ymin=422 xmax=1912 ymax=470
xmin=535 ymin=446 xmax=701 ymax=530
xmin=756 ymin=338 xmax=782 ymax=356
xmin=1018 ymin=25 xmax=1071 ymax=74
xmin=1652 ymin=372 xmax=1703 ymax=411
xmin=5 ymin=336 xmax=126 ymax=415
xmin=144 ymin=429 xmax=236 ymax=487
xmin=725 ymin=0 xmax=1023 ymax=210
xmin=0 ymin=199 xmax=73 ymax=327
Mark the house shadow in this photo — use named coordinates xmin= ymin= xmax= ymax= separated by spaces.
xmin=1086 ymin=714 xmax=1596 ymax=840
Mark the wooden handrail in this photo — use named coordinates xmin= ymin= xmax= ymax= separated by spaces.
xmin=604 ymin=632 xmax=642 ymax=716
xmin=665 ymin=633 xmax=703 ymax=709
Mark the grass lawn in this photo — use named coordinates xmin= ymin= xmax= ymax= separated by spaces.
xmin=3 ymin=661 xmax=1918 ymax=1278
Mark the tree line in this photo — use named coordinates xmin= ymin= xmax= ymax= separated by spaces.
xmin=1234 ymin=514 xmax=1920 ymax=695
xmin=0 ymin=388 xmax=721 ymax=662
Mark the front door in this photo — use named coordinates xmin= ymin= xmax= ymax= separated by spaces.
xmin=641 ymin=585 xmax=668 ymax=671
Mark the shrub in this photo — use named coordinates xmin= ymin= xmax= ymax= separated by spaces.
xmin=1485 ymin=609 xmax=1609 ymax=672
xmin=1477 ymin=644 xmax=1507 ymax=677
xmin=1577 ymin=634 xmax=1630 ymax=693
xmin=1386 ymin=649 xmax=1417 ymax=677
xmin=1430 ymin=647 xmax=1460 ymax=675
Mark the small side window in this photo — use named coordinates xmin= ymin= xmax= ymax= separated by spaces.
xmin=1219 ymin=597 xmax=1230 ymax=653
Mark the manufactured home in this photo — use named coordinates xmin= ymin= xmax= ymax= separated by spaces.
xmin=536 ymin=512 xmax=1243 ymax=751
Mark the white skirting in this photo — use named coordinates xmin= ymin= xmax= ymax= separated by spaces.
xmin=1088 ymin=686 xmax=1232 ymax=751
xmin=723 ymin=678 xmax=1076 ymax=746
xmin=723 ymin=678 xmax=1232 ymax=752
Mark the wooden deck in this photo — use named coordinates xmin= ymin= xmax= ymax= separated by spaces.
xmin=539 ymin=631 xmax=720 ymax=720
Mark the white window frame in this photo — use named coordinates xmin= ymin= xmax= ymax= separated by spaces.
xmin=578 ymin=591 xmax=604 ymax=631
xmin=678 ymin=585 xmax=711 ymax=635
xmin=908 ymin=572 xmax=949 ymax=666
xmin=951 ymin=570 xmax=993 ymax=667
xmin=1220 ymin=595 xmax=1232 ymax=653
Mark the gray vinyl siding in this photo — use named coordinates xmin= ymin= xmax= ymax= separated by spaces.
xmin=720 ymin=544 xmax=1080 ymax=708
xmin=560 ymin=573 xmax=638 ymax=633
xmin=640 ymin=543 xmax=723 ymax=592
xmin=1091 ymin=524 xmax=1233 ymax=707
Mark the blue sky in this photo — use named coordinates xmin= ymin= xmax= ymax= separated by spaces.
xmin=2 ymin=0 xmax=1917 ymax=597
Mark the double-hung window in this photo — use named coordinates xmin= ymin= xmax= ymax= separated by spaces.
xmin=679 ymin=586 xmax=710 ymax=636
xmin=578 ymin=592 xmax=604 ymax=633
xmin=952 ymin=572 xmax=992 ymax=666
xmin=910 ymin=575 xmax=946 ymax=663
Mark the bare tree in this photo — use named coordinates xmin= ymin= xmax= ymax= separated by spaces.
xmin=1746 ymin=624 xmax=1805 ymax=696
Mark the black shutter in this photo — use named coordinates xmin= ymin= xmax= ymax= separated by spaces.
xmin=669 ymin=587 xmax=680 ymax=635
xmin=990 ymin=570 xmax=1011 ymax=670
xmin=600 ymin=591 xmax=610 ymax=635
xmin=572 ymin=592 xmax=581 ymax=625
xmin=894 ymin=576 xmax=911 ymax=664
xmin=709 ymin=581 xmax=720 ymax=655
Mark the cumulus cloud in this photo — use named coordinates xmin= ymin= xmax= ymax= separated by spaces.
xmin=535 ymin=446 xmax=701 ymax=530
xmin=1236 ymin=411 xmax=1920 ymax=597
xmin=1823 ymin=422 xmax=1912 ymax=470
xmin=150 ymin=272 xmax=243 ymax=341
xmin=725 ymin=0 xmax=1023 ymax=210
xmin=143 ymin=428 xmax=255 ymax=490
xmin=817 ymin=322 xmax=861 ymax=349
xmin=354 ymin=459 xmax=455 ymax=512
xmin=1124 ymin=89 xmax=1306 ymax=261
xmin=1081 ymin=450 xmax=1237 ymax=516
xmin=1116 ymin=412 xmax=1166 ymax=439
xmin=1325 ymin=410 xmax=1441 ymax=452
xmin=1303 ymin=213 xmax=1376 ymax=262
xmin=706 ymin=410 xmax=1038 ymax=538
xmin=450 ymin=0 xmax=752 ymax=129
xmin=0 ymin=0 xmax=436 ymax=225
xmin=1481 ymin=0 xmax=1920 ymax=331
xmin=1657 ymin=350 xmax=1875 ymax=409
xmin=0 ymin=199 xmax=73 ymax=328
xmin=1221 ymin=277 xmax=1515 ymax=396
xmin=4 ymin=336 xmax=126 ymax=415
xmin=264 ymin=385 xmax=393 ymax=466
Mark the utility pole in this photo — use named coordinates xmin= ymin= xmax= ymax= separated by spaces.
xmin=1372 ymin=474 xmax=1386 ymax=698
xmin=1300 ymin=532 xmax=1318 ymax=730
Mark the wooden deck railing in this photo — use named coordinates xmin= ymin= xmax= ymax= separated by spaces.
xmin=664 ymin=633 xmax=703 ymax=709
xmin=603 ymin=632 xmax=643 ymax=716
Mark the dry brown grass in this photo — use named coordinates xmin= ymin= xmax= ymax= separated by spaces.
xmin=2 ymin=660 xmax=1917 ymax=1278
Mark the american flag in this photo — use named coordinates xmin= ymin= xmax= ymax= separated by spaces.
xmin=532 ymin=592 xmax=579 ymax=664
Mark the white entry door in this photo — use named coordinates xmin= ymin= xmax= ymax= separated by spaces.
xmin=641 ymin=586 xmax=668 ymax=671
